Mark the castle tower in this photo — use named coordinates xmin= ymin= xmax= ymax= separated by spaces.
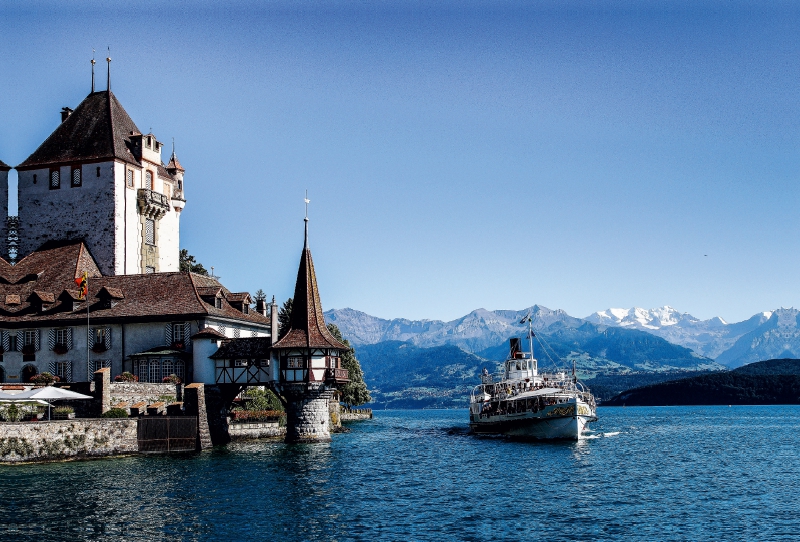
xmin=14 ymin=89 xmax=185 ymax=275
xmin=271 ymin=212 xmax=350 ymax=443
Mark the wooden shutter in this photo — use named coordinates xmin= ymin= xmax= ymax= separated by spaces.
xmin=165 ymin=323 xmax=173 ymax=345
xmin=16 ymin=331 xmax=23 ymax=351
xmin=88 ymin=328 xmax=95 ymax=349
xmin=35 ymin=330 xmax=40 ymax=351
xmin=66 ymin=328 xmax=73 ymax=350
xmin=104 ymin=327 xmax=111 ymax=350
xmin=49 ymin=329 xmax=56 ymax=350
xmin=183 ymin=322 xmax=190 ymax=343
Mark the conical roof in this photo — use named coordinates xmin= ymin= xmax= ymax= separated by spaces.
xmin=272 ymin=221 xmax=348 ymax=350
xmin=166 ymin=151 xmax=184 ymax=172
xmin=17 ymin=91 xmax=141 ymax=169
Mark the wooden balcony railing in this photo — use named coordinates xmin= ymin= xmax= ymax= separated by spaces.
xmin=326 ymin=368 xmax=349 ymax=383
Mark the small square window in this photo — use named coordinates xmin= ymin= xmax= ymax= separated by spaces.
xmin=146 ymin=136 xmax=152 ymax=149
xmin=71 ymin=168 xmax=81 ymax=187
xmin=50 ymin=169 xmax=60 ymax=189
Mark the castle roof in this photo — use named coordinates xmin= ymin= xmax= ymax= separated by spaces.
xmin=0 ymin=159 xmax=10 ymax=171
xmin=0 ymin=240 xmax=271 ymax=328
xmin=271 ymin=222 xmax=348 ymax=351
xmin=210 ymin=337 xmax=273 ymax=359
xmin=166 ymin=151 xmax=184 ymax=172
xmin=17 ymin=91 xmax=142 ymax=170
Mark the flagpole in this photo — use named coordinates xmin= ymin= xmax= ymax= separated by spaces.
xmin=86 ymin=276 xmax=90 ymax=381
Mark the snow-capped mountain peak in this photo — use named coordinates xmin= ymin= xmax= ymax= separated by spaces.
xmin=585 ymin=306 xmax=698 ymax=329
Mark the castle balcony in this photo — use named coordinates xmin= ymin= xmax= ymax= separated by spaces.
xmin=325 ymin=368 xmax=349 ymax=384
xmin=137 ymin=189 xmax=170 ymax=219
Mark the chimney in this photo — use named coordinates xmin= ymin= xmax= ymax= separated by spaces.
xmin=270 ymin=295 xmax=279 ymax=342
xmin=256 ymin=298 xmax=267 ymax=316
xmin=61 ymin=107 xmax=73 ymax=123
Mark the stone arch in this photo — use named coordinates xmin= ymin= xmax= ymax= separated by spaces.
xmin=21 ymin=364 xmax=38 ymax=383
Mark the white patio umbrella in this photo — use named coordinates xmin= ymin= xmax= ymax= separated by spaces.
xmin=11 ymin=387 xmax=93 ymax=420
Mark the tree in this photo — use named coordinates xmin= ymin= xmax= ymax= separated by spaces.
xmin=278 ymin=297 xmax=293 ymax=339
xmin=327 ymin=323 xmax=371 ymax=407
xmin=254 ymin=289 xmax=266 ymax=302
xmin=179 ymin=249 xmax=208 ymax=275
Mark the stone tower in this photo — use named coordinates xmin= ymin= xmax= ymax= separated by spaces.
xmin=271 ymin=215 xmax=350 ymax=443
xmin=14 ymin=90 xmax=186 ymax=275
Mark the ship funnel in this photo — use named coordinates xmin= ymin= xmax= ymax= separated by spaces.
xmin=509 ymin=338 xmax=521 ymax=357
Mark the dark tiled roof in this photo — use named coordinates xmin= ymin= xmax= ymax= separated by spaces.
xmin=166 ymin=152 xmax=184 ymax=172
xmin=17 ymin=91 xmax=141 ymax=170
xmin=0 ymin=159 xmax=10 ymax=171
xmin=210 ymin=337 xmax=273 ymax=359
xmin=156 ymin=163 xmax=175 ymax=181
xmin=225 ymin=292 xmax=251 ymax=303
xmin=31 ymin=290 xmax=55 ymax=303
xmin=0 ymin=242 xmax=272 ymax=328
xmin=192 ymin=328 xmax=227 ymax=340
xmin=271 ymin=229 xmax=348 ymax=351
xmin=197 ymin=286 xmax=222 ymax=297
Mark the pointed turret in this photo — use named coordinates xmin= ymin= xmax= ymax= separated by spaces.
xmin=271 ymin=217 xmax=348 ymax=351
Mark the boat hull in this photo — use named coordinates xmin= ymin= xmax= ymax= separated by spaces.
xmin=469 ymin=402 xmax=596 ymax=440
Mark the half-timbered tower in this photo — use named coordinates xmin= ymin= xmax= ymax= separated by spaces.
xmin=270 ymin=215 xmax=349 ymax=443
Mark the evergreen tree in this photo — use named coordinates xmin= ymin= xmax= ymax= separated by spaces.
xmin=278 ymin=297 xmax=293 ymax=339
xmin=327 ymin=323 xmax=371 ymax=407
xmin=179 ymin=249 xmax=208 ymax=275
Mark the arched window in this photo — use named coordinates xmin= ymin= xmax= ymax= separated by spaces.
xmin=21 ymin=364 xmax=38 ymax=383
xmin=149 ymin=359 xmax=160 ymax=383
xmin=162 ymin=359 xmax=174 ymax=380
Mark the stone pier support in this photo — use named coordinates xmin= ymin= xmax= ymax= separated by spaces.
xmin=284 ymin=386 xmax=334 ymax=443
xmin=184 ymin=383 xmax=213 ymax=450
xmin=93 ymin=368 xmax=111 ymax=416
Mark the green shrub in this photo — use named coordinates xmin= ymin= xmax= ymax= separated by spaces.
xmin=243 ymin=387 xmax=284 ymax=412
xmin=101 ymin=408 xmax=129 ymax=418
xmin=1 ymin=404 xmax=22 ymax=422
xmin=53 ymin=406 xmax=74 ymax=415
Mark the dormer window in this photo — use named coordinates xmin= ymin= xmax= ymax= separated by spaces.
xmin=146 ymin=136 xmax=152 ymax=149
xmin=50 ymin=169 xmax=60 ymax=189
xmin=71 ymin=168 xmax=81 ymax=187
xmin=215 ymin=297 xmax=222 ymax=309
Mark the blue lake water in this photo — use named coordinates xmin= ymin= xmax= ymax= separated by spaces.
xmin=0 ymin=406 xmax=798 ymax=541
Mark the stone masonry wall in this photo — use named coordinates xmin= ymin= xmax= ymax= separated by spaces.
xmin=0 ymin=419 xmax=138 ymax=463
xmin=109 ymin=382 xmax=179 ymax=406
xmin=228 ymin=421 xmax=284 ymax=440
xmin=285 ymin=387 xmax=334 ymax=443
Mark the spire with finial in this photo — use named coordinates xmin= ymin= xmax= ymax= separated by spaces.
xmin=304 ymin=189 xmax=310 ymax=248
xmin=106 ymin=47 xmax=111 ymax=91
xmin=91 ymin=49 xmax=96 ymax=93
xmin=271 ymin=195 xmax=348 ymax=351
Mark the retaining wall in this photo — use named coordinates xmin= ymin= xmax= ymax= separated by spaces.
xmin=227 ymin=421 xmax=284 ymax=440
xmin=0 ymin=419 xmax=138 ymax=463
xmin=341 ymin=408 xmax=373 ymax=421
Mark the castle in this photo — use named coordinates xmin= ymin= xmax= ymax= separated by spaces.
xmin=0 ymin=72 xmax=348 ymax=443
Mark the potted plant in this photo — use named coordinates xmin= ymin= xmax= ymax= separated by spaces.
xmin=171 ymin=341 xmax=185 ymax=350
xmin=53 ymin=406 xmax=75 ymax=420
xmin=52 ymin=343 xmax=68 ymax=355
xmin=30 ymin=372 xmax=60 ymax=386
xmin=114 ymin=372 xmax=138 ymax=383
xmin=162 ymin=374 xmax=181 ymax=384
xmin=21 ymin=344 xmax=36 ymax=356
xmin=92 ymin=343 xmax=108 ymax=353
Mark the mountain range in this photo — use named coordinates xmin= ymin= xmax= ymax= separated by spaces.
xmin=324 ymin=305 xmax=800 ymax=408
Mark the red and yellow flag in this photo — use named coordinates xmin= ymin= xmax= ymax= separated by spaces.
xmin=75 ymin=272 xmax=88 ymax=300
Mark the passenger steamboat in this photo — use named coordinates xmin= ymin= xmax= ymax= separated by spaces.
xmin=469 ymin=319 xmax=597 ymax=440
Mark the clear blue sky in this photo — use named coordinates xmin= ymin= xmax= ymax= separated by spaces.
xmin=1 ymin=0 xmax=798 ymax=323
